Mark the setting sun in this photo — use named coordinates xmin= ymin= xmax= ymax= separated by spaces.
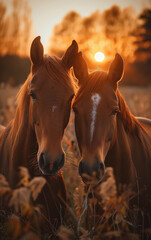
xmin=95 ymin=52 xmax=105 ymax=62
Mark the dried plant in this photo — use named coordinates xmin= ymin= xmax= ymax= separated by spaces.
xmin=0 ymin=167 xmax=46 ymax=240
xmin=57 ymin=226 xmax=76 ymax=240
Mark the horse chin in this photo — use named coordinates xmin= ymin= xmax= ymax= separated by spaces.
xmin=81 ymin=170 xmax=105 ymax=185
xmin=40 ymin=168 xmax=59 ymax=176
xmin=81 ymin=176 xmax=89 ymax=184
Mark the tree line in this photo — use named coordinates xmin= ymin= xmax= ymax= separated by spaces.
xmin=0 ymin=0 xmax=32 ymax=56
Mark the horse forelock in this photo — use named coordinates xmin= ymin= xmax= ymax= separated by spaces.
xmin=74 ymin=71 xmax=107 ymax=103
xmin=44 ymin=56 xmax=75 ymax=92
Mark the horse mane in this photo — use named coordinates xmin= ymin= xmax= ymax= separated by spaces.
xmin=44 ymin=56 xmax=75 ymax=90
xmin=10 ymin=74 xmax=32 ymax=140
xmin=116 ymin=90 xmax=144 ymax=137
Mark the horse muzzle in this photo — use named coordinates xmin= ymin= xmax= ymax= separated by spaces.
xmin=79 ymin=158 xmax=105 ymax=184
xmin=38 ymin=151 xmax=65 ymax=175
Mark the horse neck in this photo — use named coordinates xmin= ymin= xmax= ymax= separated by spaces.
xmin=106 ymin=113 xmax=151 ymax=188
xmin=106 ymin=117 xmax=135 ymax=185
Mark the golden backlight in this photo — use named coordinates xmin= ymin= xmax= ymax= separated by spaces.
xmin=95 ymin=52 xmax=105 ymax=62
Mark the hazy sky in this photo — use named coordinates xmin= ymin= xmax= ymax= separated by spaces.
xmin=6 ymin=0 xmax=151 ymax=49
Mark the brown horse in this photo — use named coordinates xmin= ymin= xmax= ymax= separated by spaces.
xmin=73 ymin=52 xmax=151 ymax=211
xmin=0 ymin=36 xmax=78 ymax=231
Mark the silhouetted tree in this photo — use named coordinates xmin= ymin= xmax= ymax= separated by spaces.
xmin=0 ymin=0 xmax=33 ymax=56
xmin=102 ymin=5 xmax=136 ymax=56
xmin=0 ymin=0 xmax=32 ymax=85
xmin=135 ymin=8 xmax=151 ymax=60
xmin=0 ymin=2 xmax=9 ymax=55
xmin=21 ymin=0 xmax=32 ymax=55
xmin=8 ymin=0 xmax=21 ymax=55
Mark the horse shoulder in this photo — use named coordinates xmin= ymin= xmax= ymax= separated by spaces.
xmin=136 ymin=117 xmax=151 ymax=137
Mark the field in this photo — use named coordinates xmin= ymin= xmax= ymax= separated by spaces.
xmin=0 ymin=84 xmax=151 ymax=239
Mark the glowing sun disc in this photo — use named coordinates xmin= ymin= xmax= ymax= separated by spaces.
xmin=95 ymin=52 xmax=105 ymax=62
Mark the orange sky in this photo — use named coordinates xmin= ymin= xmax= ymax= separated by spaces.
xmin=5 ymin=0 xmax=150 ymax=51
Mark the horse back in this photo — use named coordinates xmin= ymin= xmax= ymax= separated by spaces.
xmin=137 ymin=117 xmax=151 ymax=137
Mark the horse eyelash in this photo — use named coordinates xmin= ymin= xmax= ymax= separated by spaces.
xmin=111 ymin=108 xmax=120 ymax=115
xmin=30 ymin=90 xmax=37 ymax=100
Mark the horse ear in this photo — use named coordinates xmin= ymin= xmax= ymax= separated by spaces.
xmin=73 ymin=51 xmax=88 ymax=86
xmin=62 ymin=40 xmax=78 ymax=69
xmin=30 ymin=36 xmax=44 ymax=66
xmin=108 ymin=53 xmax=124 ymax=89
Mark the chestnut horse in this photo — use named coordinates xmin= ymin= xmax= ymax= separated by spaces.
xmin=73 ymin=52 xmax=151 ymax=213
xmin=0 ymin=37 xmax=78 ymax=231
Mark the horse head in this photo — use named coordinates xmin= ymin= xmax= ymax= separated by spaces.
xmin=29 ymin=36 xmax=78 ymax=175
xmin=73 ymin=52 xmax=124 ymax=183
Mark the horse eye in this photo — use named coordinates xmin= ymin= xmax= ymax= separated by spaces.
xmin=111 ymin=108 xmax=119 ymax=115
xmin=30 ymin=90 xmax=37 ymax=100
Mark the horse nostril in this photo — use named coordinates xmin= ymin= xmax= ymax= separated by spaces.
xmin=53 ymin=153 xmax=65 ymax=172
xmin=79 ymin=161 xmax=90 ymax=183
xmin=99 ymin=161 xmax=105 ymax=180
xmin=79 ymin=161 xmax=83 ymax=176
xmin=57 ymin=153 xmax=65 ymax=169
xmin=60 ymin=153 xmax=65 ymax=168
xmin=100 ymin=161 xmax=105 ymax=171
xmin=39 ymin=152 xmax=49 ymax=170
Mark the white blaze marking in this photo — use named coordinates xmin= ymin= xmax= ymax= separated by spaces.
xmin=52 ymin=105 xmax=57 ymax=112
xmin=90 ymin=93 xmax=101 ymax=143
